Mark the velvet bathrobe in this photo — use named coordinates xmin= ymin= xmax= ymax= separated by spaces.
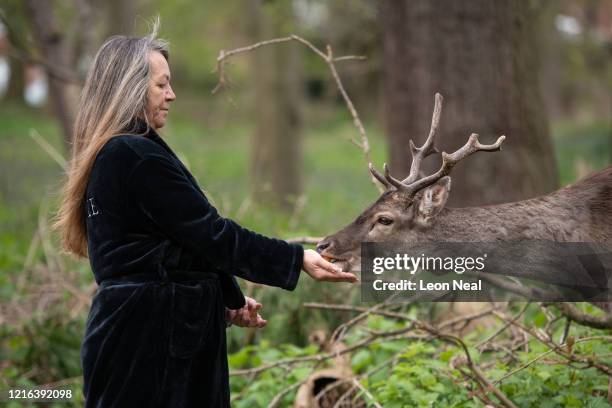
xmin=82 ymin=120 xmax=303 ymax=407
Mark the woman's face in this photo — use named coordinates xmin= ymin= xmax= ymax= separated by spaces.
xmin=145 ymin=51 xmax=176 ymax=130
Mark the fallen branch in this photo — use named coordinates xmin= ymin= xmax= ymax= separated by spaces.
xmin=229 ymin=329 xmax=427 ymax=377
xmin=315 ymin=303 xmax=516 ymax=408
xmin=285 ymin=236 xmax=323 ymax=245
xmin=545 ymin=302 xmax=612 ymax=330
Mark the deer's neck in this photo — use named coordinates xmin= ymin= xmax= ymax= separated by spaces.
xmin=427 ymin=190 xmax=589 ymax=242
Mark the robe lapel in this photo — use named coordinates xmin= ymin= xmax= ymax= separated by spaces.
xmin=140 ymin=125 xmax=247 ymax=310
xmin=145 ymin=129 xmax=204 ymax=194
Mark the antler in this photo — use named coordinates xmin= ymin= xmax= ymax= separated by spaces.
xmin=369 ymin=93 xmax=506 ymax=197
xmin=403 ymin=93 xmax=443 ymax=184
xmin=403 ymin=133 xmax=505 ymax=196
xmin=368 ymin=163 xmax=389 ymax=188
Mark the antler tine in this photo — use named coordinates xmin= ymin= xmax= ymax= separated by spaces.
xmin=404 ymin=133 xmax=506 ymax=197
xmin=383 ymin=163 xmax=408 ymax=191
xmin=402 ymin=93 xmax=444 ymax=184
xmin=368 ymin=163 xmax=390 ymax=189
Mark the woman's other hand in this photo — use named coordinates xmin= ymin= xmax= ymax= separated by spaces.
xmin=302 ymin=249 xmax=358 ymax=283
xmin=226 ymin=296 xmax=267 ymax=328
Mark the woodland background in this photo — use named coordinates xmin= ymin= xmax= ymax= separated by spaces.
xmin=0 ymin=0 xmax=611 ymax=406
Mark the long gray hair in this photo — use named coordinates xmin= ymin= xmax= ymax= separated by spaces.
xmin=53 ymin=20 xmax=169 ymax=258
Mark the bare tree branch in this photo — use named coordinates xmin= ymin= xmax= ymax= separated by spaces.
xmin=285 ymin=236 xmax=323 ymax=245
xmin=212 ymin=34 xmax=383 ymax=192
xmin=545 ymin=302 xmax=612 ymax=330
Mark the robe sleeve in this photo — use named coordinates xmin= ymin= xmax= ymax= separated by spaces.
xmin=126 ymin=152 xmax=303 ymax=291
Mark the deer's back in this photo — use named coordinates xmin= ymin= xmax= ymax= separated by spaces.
xmin=442 ymin=166 xmax=612 ymax=243
xmin=571 ymin=166 xmax=612 ymax=242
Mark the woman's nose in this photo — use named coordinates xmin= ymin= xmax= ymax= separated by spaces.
xmin=167 ymin=85 xmax=176 ymax=101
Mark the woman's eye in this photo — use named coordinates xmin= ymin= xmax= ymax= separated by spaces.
xmin=377 ymin=216 xmax=393 ymax=226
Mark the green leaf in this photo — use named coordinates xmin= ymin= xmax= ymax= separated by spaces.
xmin=352 ymin=349 xmax=373 ymax=373
xmin=439 ymin=349 xmax=455 ymax=363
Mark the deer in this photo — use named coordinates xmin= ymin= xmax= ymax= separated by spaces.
xmin=316 ymin=93 xmax=612 ymax=307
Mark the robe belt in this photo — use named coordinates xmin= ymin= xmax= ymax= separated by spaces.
xmin=98 ymin=268 xmax=219 ymax=289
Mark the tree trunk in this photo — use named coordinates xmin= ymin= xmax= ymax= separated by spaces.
xmin=379 ymin=0 xmax=558 ymax=206
xmin=247 ymin=0 xmax=302 ymax=211
xmin=24 ymin=0 xmax=76 ymax=153
xmin=105 ymin=0 xmax=136 ymax=36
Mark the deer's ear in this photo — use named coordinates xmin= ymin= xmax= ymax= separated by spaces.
xmin=415 ymin=176 xmax=451 ymax=224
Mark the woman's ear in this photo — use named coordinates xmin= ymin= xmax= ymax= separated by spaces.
xmin=415 ymin=176 xmax=451 ymax=225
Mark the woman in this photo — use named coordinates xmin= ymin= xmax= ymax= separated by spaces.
xmin=53 ymin=23 xmax=357 ymax=407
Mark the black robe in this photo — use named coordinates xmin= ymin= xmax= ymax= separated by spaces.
xmin=82 ymin=121 xmax=303 ymax=407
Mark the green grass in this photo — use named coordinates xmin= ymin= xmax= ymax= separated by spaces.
xmin=552 ymin=121 xmax=612 ymax=185
xmin=552 ymin=120 xmax=611 ymax=185
xmin=0 ymin=104 xmax=65 ymax=273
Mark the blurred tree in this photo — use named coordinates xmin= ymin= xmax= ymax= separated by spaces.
xmin=0 ymin=1 xmax=29 ymax=101
xmin=379 ymin=0 xmax=559 ymax=206
xmin=105 ymin=0 xmax=136 ymax=37
xmin=324 ymin=0 xmax=382 ymax=120
xmin=24 ymin=0 xmax=76 ymax=152
xmin=247 ymin=0 xmax=302 ymax=210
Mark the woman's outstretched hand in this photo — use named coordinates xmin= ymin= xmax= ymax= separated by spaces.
xmin=302 ymin=249 xmax=359 ymax=283
xmin=226 ymin=296 xmax=267 ymax=328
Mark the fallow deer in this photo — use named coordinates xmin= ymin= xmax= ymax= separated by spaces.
xmin=316 ymin=94 xmax=612 ymax=298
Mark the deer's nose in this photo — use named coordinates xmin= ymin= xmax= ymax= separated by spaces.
xmin=316 ymin=241 xmax=331 ymax=254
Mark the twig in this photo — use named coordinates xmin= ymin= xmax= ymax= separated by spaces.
xmin=437 ymin=305 xmax=500 ymax=330
xmin=351 ymin=378 xmax=382 ymax=408
xmin=493 ymin=349 xmax=555 ymax=385
xmin=268 ymin=361 xmax=323 ymax=408
xmin=493 ymin=311 xmax=612 ymax=376
xmin=560 ymin=317 xmax=572 ymax=344
xmin=303 ymin=301 xmax=413 ymax=321
xmin=470 ymin=365 xmax=519 ymax=408
xmin=304 ymin=302 xmax=499 ymax=332
xmin=20 ymin=229 xmax=40 ymax=286
xmin=29 ymin=129 xmax=68 ymax=170
xmin=493 ymin=335 xmax=612 ymax=385
xmin=268 ymin=379 xmax=305 ymax=408
xmin=475 ymin=302 xmax=530 ymax=350
xmin=329 ymin=292 xmax=403 ymax=343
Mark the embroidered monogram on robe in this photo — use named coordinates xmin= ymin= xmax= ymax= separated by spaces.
xmin=82 ymin=121 xmax=303 ymax=407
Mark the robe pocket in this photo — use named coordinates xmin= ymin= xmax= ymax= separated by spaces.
xmin=169 ymin=282 xmax=216 ymax=359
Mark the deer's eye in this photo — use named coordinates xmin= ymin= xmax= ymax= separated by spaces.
xmin=377 ymin=216 xmax=394 ymax=226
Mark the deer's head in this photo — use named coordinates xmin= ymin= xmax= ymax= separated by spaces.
xmin=316 ymin=94 xmax=505 ymax=272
